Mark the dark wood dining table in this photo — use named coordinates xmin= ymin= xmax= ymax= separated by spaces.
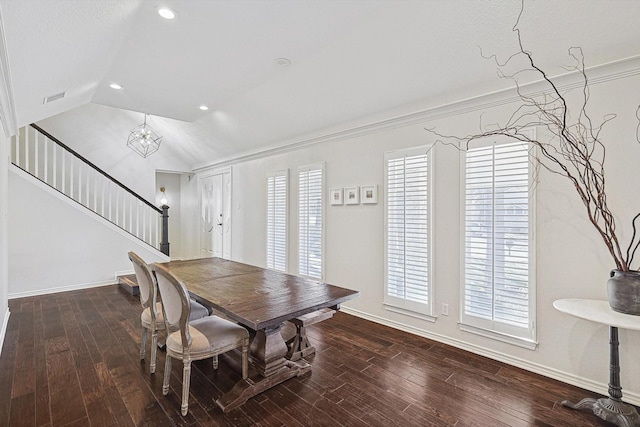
xmin=157 ymin=257 xmax=359 ymax=412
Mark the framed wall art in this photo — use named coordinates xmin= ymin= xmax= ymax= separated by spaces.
xmin=329 ymin=188 xmax=343 ymax=205
xmin=361 ymin=184 xmax=378 ymax=204
xmin=344 ymin=186 xmax=359 ymax=205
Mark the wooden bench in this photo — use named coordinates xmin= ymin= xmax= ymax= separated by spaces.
xmin=281 ymin=308 xmax=335 ymax=361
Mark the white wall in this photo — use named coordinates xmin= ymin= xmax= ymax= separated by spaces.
xmin=198 ymin=63 xmax=640 ymax=403
xmin=0 ymin=123 xmax=9 ymax=353
xmin=179 ymin=172 xmax=200 ymax=260
xmin=8 ymin=167 xmax=169 ymax=297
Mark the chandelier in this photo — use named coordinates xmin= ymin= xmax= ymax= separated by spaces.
xmin=127 ymin=113 xmax=162 ymax=158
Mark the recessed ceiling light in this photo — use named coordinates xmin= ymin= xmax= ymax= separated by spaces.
xmin=158 ymin=8 xmax=176 ymax=20
xmin=274 ymin=57 xmax=291 ymax=67
xmin=109 ymin=83 xmax=123 ymax=90
xmin=199 ymin=105 xmax=209 ymax=111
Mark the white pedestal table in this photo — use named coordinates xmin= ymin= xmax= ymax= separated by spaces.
xmin=553 ymin=299 xmax=640 ymax=427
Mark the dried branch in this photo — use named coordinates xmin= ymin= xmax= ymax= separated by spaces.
xmin=427 ymin=1 xmax=640 ymax=271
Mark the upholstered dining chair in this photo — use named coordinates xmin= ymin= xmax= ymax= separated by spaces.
xmin=151 ymin=262 xmax=250 ymax=416
xmin=128 ymin=252 xmax=210 ymax=374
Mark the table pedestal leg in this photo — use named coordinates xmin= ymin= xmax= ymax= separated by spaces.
xmin=562 ymin=327 xmax=640 ymax=427
xmin=250 ymin=325 xmax=289 ymax=376
xmin=215 ymin=324 xmax=311 ymax=412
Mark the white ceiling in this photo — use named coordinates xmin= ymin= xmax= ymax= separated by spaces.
xmin=2 ymin=0 xmax=640 ymax=170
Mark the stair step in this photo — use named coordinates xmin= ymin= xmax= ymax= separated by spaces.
xmin=118 ymin=274 xmax=139 ymax=296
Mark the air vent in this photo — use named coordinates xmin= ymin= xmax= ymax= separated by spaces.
xmin=43 ymin=91 xmax=66 ymax=104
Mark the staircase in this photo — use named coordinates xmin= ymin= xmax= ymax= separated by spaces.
xmin=10 ymin=124 xmax=168 ymax=253
xmin=118 ymin=274 xmax=139 ymax=296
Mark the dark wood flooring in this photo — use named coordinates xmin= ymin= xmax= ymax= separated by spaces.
xmin=0 ymin=284 xmax=624 ymax=426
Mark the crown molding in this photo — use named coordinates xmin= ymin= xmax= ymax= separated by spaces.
xmin=194 ymin=54 xmax=640 ymax=173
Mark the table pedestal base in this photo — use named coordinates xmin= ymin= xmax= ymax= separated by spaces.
xmin=215 ymin=325 xmax=312 ymax=412
xmin=216 ymin=359 xmax=311 ymax=412
xmin=562 ymin=397 xmax=640 ymax=427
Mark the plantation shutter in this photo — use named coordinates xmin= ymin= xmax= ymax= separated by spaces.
xmin=385 ymin=147 xmax=430 ymax=314
xmin=463 ymin=140 xmax=531 ymax=330
xmin=298 ymin=164 xmax=323 ymax=279
xmin=267 ymin=170 xmax=287 ymax=272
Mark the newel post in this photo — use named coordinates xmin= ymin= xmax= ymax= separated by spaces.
xmin=160 ymin=204 xmax=170 ymax=256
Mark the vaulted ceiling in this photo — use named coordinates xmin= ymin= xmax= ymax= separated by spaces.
xmin=2 ymin=0 xmax=640 ymax=170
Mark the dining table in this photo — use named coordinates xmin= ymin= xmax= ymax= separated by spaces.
xmin=157 ymin=257 xmax=360 ymax=412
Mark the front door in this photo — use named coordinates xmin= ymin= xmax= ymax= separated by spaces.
xmin=199 ymin=170 xmax=231 ymax=259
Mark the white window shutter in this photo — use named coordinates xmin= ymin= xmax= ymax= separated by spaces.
xmin=384 ymin=147 xmax=431 ymax=315
xmin=298 ymin=164 xmax=323 ymax=279
xmin=462 ymin=137 xmax=536 ymax=345
xmin=267 ymin=170 xmax=288 ymax=271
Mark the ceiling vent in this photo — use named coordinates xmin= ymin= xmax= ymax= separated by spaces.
xmin=43 ymin=91 xmax=66 ymax=104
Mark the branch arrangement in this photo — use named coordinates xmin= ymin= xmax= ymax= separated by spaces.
xmin=428 ymin=6 xmax=640 ymax=271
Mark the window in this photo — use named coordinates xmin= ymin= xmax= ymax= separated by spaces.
xmin=384 ymin=147 xmax=432 ymax=318
xmin=298 ymin=164 xmax=323 ymax=279
xmin=461 ymin=134 xmax=536 ymax=348
xmin=267 ymin=170 xmax=288 ymax=271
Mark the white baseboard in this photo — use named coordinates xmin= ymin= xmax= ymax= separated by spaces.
xmin=8 ymin=279 xmax=116 ymax=299
xmin=0 ymin=307 xmax=10 ymax=357
xmin=341 ymin=306 xmax=640 ymax=407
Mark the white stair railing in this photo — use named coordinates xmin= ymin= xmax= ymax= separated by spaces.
xmin=10 ymin=124 xmax=163 ymax=250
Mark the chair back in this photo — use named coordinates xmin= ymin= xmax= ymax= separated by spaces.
xmin=151 ymin=263 xmax=193 ymax=348
xmin=128 ymin=252 xmax=156 ymax=313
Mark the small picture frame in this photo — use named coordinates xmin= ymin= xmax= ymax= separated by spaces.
xmin=344 ymin=186 xmax=360 ymax=205
xmin=361 ymin=184 xmax=378 ymax=204
xmin=329 ymin=188 xmax=343 ymax=205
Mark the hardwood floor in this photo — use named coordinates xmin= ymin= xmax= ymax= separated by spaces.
xmin=0 ymin=284 xmax=622 ymax=427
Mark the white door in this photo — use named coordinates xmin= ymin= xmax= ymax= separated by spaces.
xmin=200 ymin=170 xmax=231 ymax=259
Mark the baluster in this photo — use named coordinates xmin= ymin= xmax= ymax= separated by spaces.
xmin=85 ymin=166 xmax=89 ymax=209
xmin=128 ymin=196 xmax=133 ymax=233
xmin=120 ymin=188 xmax=124 ymax=227
xmin=155 ymin=210 xmax=160 ymax=248
xmin=149 ymin=208 xmax=153 ymax=246
xmin=52 ymin=141 xmax=57 ymax=189
xmin=70 ymin=155 xmax=74 ymax=199
xmin=84 ymin=163 xmax=88 ymax=207
xmin=78 ymin=161 xmax=83 ymax=205
xmin=151 ymin=208 xmax=156 ymax=246
xmin=61 ymin=149 xmax=66 ymax=194
xmin=108 ymin=181 xmax=112 ymax=222
xmin=25 ymin=127 xmax=29 ymax=172
xmin=135 ymin=201 xmax=140 ymax=238
xmin=34 ymin=131 xmax=39 ymax=179
xmin=115 ymin=185 xmax=120 ymax=227
xmin=101 ymin=177 xmax=105 ymax=217
xmin=142 ymin=206 xmax=147 ymax=243
xmin=85 ymin=164 xmax=90 ymax=208
xmin=43 ymin=134 xmax=48 ymax=184
xmin=94 ymin=170 xmax=98 ymax=212
xmin=122 ymin=193 xmax=127 ymax=231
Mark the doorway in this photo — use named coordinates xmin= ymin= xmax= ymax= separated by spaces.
xmin=199 ymin=169 xmax=231 ymax=259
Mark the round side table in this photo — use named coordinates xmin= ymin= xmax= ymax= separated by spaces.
xmin=554 ymin=299 xmax=640 ymax=427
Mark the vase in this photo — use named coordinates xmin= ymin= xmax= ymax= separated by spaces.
xmin=607 ymin=269 xmax=640 ymax=315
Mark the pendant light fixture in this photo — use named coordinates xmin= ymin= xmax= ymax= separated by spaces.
xmin=127 ymin=113 xmax=162 ymax=158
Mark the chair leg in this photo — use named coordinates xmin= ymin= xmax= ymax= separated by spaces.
xmin=212 ymin=354 xmax=218 ymax=370
xmin=241 ymin=339 xmax=248 ymax=380
xmin=140 ymin=327 xmax=147 ymax=360
xmin=162 ymin=355 xmax=172 ymax=396
xmin=181 ymin=358 xmax=192 ymax=416
xmin=150 ymin=329 xmax=158 ymax=374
